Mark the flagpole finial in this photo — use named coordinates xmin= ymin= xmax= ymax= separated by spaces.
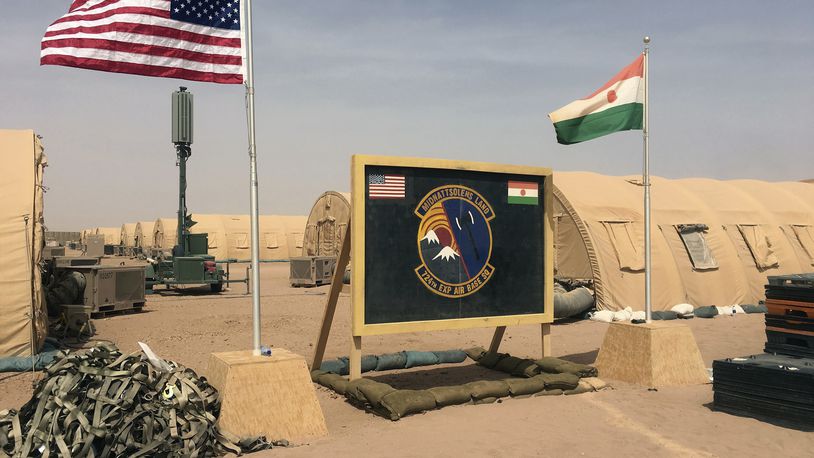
xmin=643 ymin=36 xmax=651 ymax=44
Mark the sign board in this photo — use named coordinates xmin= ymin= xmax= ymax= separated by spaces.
xmin=351 ymin=155 xmax=553 ymax=336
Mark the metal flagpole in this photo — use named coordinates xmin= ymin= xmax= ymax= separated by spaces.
xmin=643 ymin=36 xmax=652 ymax=322
xmin=243 ymin=0 xmax=262 ymax=354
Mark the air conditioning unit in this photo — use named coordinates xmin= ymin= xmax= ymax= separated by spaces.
xmin=69 ymin=265 xmax=146 ymax=315
xmin=290 ymin=256 xmax=336 ymax=287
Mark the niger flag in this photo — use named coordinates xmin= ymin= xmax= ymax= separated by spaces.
xmin=549 ymin=55 xmax=644 ymax=145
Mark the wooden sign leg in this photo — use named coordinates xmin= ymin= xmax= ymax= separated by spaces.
xmin=310 ymin=226 xmax=352 ymax=371
xmin=541 ymin=323 xmax=551 ymax=357
xmin=489 ymin=326 xmax=506 ymax=353
xmin=349 ymin=336 xmax=362 ymax=381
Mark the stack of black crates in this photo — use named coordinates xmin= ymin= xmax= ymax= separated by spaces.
xmin=712 ymin=274 xmax=814 ymax=425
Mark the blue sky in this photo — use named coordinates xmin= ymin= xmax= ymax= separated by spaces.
xmin=1 ymin=1 xmax=812 ymax=230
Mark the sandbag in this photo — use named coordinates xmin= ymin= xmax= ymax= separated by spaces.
xmin=361 ymin=355 xmax=379 ymax=372
xmin=310 ymin=369 xmax=327 ymax=382
xmin=536 ymin=373 xmax=580 ymax=391
xmin=534 ymin=357 xmax=597 ymax=377
xmin=512 ymin=360 xmax=541 ymax=378
xmin=671 ymin=303 xmax=694 ymax=315
xmin=631 ymin=311 xmax=646 ymax=321
xmin=505 ymin=377 xmax=546 ymax=396
xmin=465 ymin=380 xmax=510 ymax=400
xmin=535 ymin=388 xmax=563 ymax=396
xmin=339 ymin=355 xmax=378 ymax=373
xmin=463 ymin=347 xmax=487 ymax=361
xmin=357 ymin=381 xmax=397 ymax=407
xmin=716 ymin=305 xmax=736 ymax=316
xmin=741 ymin=304 xmax=767 ymax=314
xmin=651 ymin=310 xmax=678 ymax=320
xmin=732 ymin=305 xmax=745 ymax=314
xmin=693 ymin=306 xmax=719 ymax=318
xmin=612 ymin=307 xmax=633 ymax=322
xmin=494 ymin=356 xmax=525 ymax=374
xmin=428 ymin=386 xmax=472 ymax=407
xmin=375 ymin=352 xmax=407 ymax=371
xmin=473 ymin=397 xmax=498 ymax=405
xmin=320 ymin=359 xmax=348 ymax=375
xmin=564 ymin=379 xmax=595 ymax=395
xmin=581 ymin=377 xmax=608 ymax=391
xmin=477 ymin=352 xmax=506 ymax=369
xmin=345 ymin=378 xmax=377 ymax=405
xmin=317 ymin=373 xmax=349 ymax=395
xmin=404 ymin=351 xmax=440 ymax=368
xmin=589 ymin=310 xmax=614 ymax=323
xmin=433 ymin=350 xmax=467 ymax=364
xmin=379 ymin=390 xmax=437 ymax=420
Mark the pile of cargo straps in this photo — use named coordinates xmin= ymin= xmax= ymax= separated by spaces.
xmin=0 ymin=343 xmax=286 ymax=457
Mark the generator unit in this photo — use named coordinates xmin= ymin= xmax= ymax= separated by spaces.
xmin=44 ymin=256 xmax=147 ymax=316
xmin=71 ymin=265 xmax=146 ymax=314
xmin=290 ymin=256 xmax=337 ymax=287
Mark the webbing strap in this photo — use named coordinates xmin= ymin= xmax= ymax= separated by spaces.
xmin=0 ymin=343 xmax=282 ymax=457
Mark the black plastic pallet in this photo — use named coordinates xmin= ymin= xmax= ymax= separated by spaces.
xmin=714 ymin=391 xmax=814 ymax=426
xmin=766 ymin=316 xmax=814 ymax=333
xmin=765 ymin=330 xmax=814 ymax=354
xmin=765 ymin=287 xmax=814 ymax=303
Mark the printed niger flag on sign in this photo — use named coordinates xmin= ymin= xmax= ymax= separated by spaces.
xmin=508 ymin=181 xmax=538 ymax=205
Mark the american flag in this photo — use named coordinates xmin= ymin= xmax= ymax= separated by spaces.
xmin=368 ymin=174 xmax=406 ymax=199
xmin=41 ymin=0 xmax=244 ymax=84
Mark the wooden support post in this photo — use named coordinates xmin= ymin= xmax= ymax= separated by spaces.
xmin=349 ymin=335 xmax=362 ymax=380
xmin=489 ymin=326 xmax=506 ymax=353
xmin=310 ymin=226 xmax=351 ymax=371
xmin=541 ymin=323 xmax=551 ymax=357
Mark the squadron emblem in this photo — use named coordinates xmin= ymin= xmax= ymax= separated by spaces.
xmin=415 ymin=185 xmax=495 ymax=298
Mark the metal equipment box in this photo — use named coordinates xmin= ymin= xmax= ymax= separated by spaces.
xmin=43 ymin=246 xmax=66 ymax=260
xmin=85 ymin=234 xmax=105 ymax=257
xmin=53 ymin=256 xmax=100 ymax=268
xmin=290 ymin=256 xmax=337 ymax=287
xmin=70 ymin=265 xmax=146 ymax=315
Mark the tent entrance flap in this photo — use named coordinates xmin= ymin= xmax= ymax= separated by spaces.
xmin=602 ymin=221 xmax=645 ymax=271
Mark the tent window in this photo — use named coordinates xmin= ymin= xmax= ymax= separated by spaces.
xmin=294 ymin=232 xmax=304 ymax=249
xmin=234 ymin=232 xmax=249 ymax=249
xmin=602 ymin=221 xmax=644 ymax=271
xmin=737 ymin=224 xmax=779 ymax=269
xmin=676 ymin=224 xmax=718 ymax=270
xmin=791 ymin=225 xmax=814 ymax=264
xmin=264 ymin=232 xmax=279 ymax=249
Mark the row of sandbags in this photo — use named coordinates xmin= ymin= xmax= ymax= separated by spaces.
xmin=319 ymin=350 xmax=467 ymax=375
xmin=311 ymin=349 xmax=606 ymax=420
xmin=588 ymin=303 xmax=768 ymax=323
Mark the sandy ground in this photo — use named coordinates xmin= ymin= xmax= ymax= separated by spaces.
xmin=2 ymin=262 xmax=813 ymax=457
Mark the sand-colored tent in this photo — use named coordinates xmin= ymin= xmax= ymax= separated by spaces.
xmin=153 ymin=218 xmax=178 ymax=251
xmin=258 ymin=215 xmax=308 ymax=260
xmin=80 ymin=228 xmax=94 ymax=246
xmin=189 ymin=214 xmax=229 ymax=260
xmin=302 ymin=191 xmax=351 ymax=257
xmin=0 ymin=130 xmax=48 ymax=357
xmin=134 ymin=221 xmax=155 ymax=250
xmin=554 ymin=171 xmax=814 ymax=312
xmin=120 ymin=223 xmax=138 ymax=247
xmin=152 ymin=214 xmax=307 ymax=261
xmin=94 ymin=227 xmax=120 ymax=245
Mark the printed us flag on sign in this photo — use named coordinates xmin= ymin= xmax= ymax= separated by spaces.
xmin=368 ymin=174 xmax=406 ymax=199
xmin=41 ymin=0 xmax=244 ymax=84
